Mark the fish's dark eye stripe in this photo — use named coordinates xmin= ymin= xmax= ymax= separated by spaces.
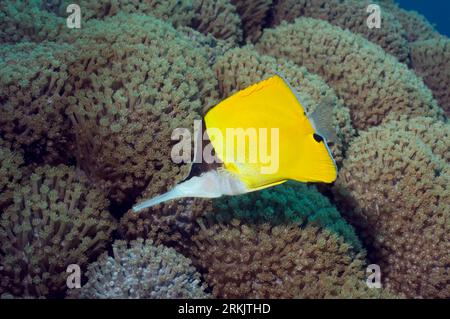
xmin=313 ymin=133 xmax=323 ymax=143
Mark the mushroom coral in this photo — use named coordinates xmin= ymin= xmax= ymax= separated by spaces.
xmin=256 ymin=18 xmax=443 ymax=131
xmin=57 ymin=0 xmax=243 ymax=44
xmin=191 ymin=219 xmax=396 ymax=298
xmin=119 ymin=171 xmax=362 ymax=260
xmin=60 ymin=14 xmax=218 ymax=203
xmin=384 ymin=116 xmax=450 ymax=163
xmin=0 ymin=41 xmax=76 ymax=163
xmin=67 ymin=238 xmax=209 ymax=299
xmin=411 ymin=37 xmax=450 ymax=117
xmin=213 ymin=46 xmax=355 ymax=164
xmin=0 ymin=142 xmax=24 ymax=210
xmin=58 ymin=0 xmax=196 ymax=27
xmin=0 ymin=164 xmax=117 ymax=297
xmin=231 ymin=0 xmax=272 ymax=42
xmin=2 ymin=0 xmax=243 ymax=44
xmin=213 ymin=181 xmax=361 ymax=250
xmin=333 ymin=117 xmax=449 ymax=298
xmin=0 ymin=0 xmax=65 ymax=43
xmin=176 ymin=26 xmax=234 ymax=69
xmin=119 ymin=197 xmax=212 ymax=256
xmin=190 ymin=0 xmax=243 ymax=44
xmin=270 ymin=0 xmax=410 ymax=63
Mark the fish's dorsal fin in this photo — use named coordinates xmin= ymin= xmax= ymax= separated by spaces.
xmin=309 ymin=95 xmax=338 ymax=143
xmin=132 ymin=169 xmax=248 ymax=212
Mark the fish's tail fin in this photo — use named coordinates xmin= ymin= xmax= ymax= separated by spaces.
xmin=310 ymin=95 xmax=338 ymax=143
xmin=132 ymin=170 xmax=248 ymax=212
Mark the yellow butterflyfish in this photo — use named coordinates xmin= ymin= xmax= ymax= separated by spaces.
xmin=133 ymin=75 xmax=337 ymax=212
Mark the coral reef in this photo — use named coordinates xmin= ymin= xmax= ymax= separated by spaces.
xmin=0 ymin=41 xmax=76 ymax=163
xmin=1 ymin=0 xmax=243 ymax=44
xmin=0 ymin=164 xmax=117 ymax=297
xmin=191 ymin=219 xmax=394 ymax=298
xmin=60 ymin=14 xmax=218 ymax=203
xmin=59 ymin=0 xmax=243 ymax=43
xmin=1 ymin=0 xmax=448 ymax=300
xmin=213 ymin=46 xmax=355 ymax=163
xmin=119 ymin=196 xmax=212 ymax=256
xmin=213 ymin=181 xmax=361 ymax=250
xmin=190 ymin=0 xmax=243 ymax=44
xmin=58 ymin=0 xmax=196 ymax=27
xmin=271 ymin=0 xmax=410 ymax=63
xmin=176 ymin=26 xmax=234 ymax=69
xmin=411 ymin=37 xmax=450 ymax=116
xmin=333 ymin=117 xmax=449 ymax=298
xmin=68 ymin=238 xmax=209 ymax=298
xmin=231 ymin=0 xmax=272 ymax=42
xmin=0 ymin=141 xmax=24 ymax=210
xmin=256 ymin=18 xmax=444 ymax=131
xmin=379 ymin=116 xmax=450 ymax=163
xmin=0 ymin=0 xmax=65 ymax=43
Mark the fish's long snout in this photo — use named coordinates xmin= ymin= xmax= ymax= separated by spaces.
xmin=132 ymin=170 xmax=248 ymax=213
xmin=132 ymin=188 xmax=182 ymax=212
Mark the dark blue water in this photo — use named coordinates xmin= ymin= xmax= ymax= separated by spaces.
xmin=396 ymin=0 xmax=450 ymax=37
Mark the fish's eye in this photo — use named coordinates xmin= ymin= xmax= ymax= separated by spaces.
xmin=313 ymin=133 xmax=324 ymax=143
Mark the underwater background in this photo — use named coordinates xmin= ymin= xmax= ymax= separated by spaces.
xmin=396 ymin=0 xmax=450 ymax=37
xmin=0 ymin=0 xmax=448 ymax=299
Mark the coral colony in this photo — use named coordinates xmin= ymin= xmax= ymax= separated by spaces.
xmin=0 ymin=0 xmax=448 ymax=299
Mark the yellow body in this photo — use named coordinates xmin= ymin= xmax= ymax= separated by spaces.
xmin=132 ymin=75 xmax=338 ymax=212
xmin=204 ymin=75 xmax=337 ymax=190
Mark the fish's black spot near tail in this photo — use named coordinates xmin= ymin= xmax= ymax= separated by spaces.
xmin=313 ymin=133 xmax=324 ymax=143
